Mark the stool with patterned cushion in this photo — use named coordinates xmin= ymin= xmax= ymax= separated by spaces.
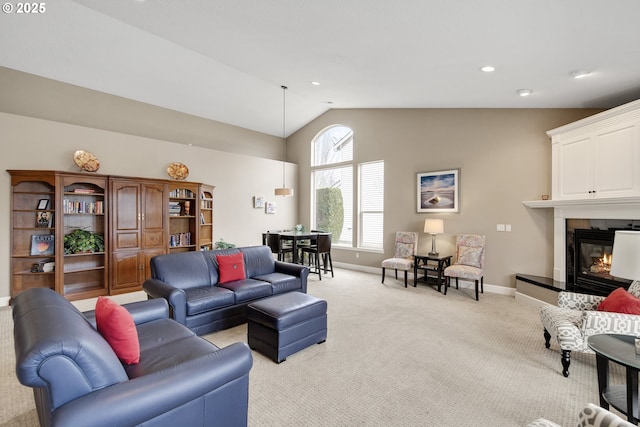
xmin=540 ymin=282 xmax=640 ymax=377
xmin=247 ymin=292 xmax=327 ymax=363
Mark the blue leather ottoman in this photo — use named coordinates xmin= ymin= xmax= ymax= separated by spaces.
xmin=247 ymin=292 xmax=327 ymax=363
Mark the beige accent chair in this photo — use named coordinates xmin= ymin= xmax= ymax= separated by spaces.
xmin=381 ymin=232 xmax=418 ymax=287
xmin=443 ymin=234 xmax=486 ymax=300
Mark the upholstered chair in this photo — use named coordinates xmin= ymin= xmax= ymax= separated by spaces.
xmin=381 ymin=232 xmax=418 ymax=287
xmin=539 ymin=281 xmax=640 ymax=377
xmin=443 ymin=234 xmax=486 ymax=300
xmin=527 ymin=403 xmax=635 ymax=427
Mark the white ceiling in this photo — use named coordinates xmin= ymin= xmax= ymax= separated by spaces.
xmin=2 ymin=0 xmax=640 ymax=137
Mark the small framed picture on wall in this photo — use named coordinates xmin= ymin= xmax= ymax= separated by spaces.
xmin=417 ymin=169 xmax=460 ymax=213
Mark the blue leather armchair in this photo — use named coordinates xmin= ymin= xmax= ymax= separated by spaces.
xmin=13 ymin=288 xmax=253 ymax=427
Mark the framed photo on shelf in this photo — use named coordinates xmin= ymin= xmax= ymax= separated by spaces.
xmin=417 ymin=169 xmax=460 ymax=213
xmin=30 ymin=235 xmax=55 ymax=256
xmin=37 ymin=199 xmax=49 ymax=210
xmin=36 ymin=211 xmax=53 ymax=228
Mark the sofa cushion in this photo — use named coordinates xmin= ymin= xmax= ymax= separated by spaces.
xmin=95 ymin=297 xmax=140 ymax=364
xmin=125 ymin=318 xmax=220 ymax=379
xmin=253 ymin=272 xmax=301 ymax=294
xmin=217 ymin=252 xmax=246 ymax=284
xmin=150 ymin=251 xmax=214 ymax=289
xmin=218 ymin=278 xmax=273 ymax=303
xmin=241 ymin=245 xmax=276 ymax=277
xmin=184 ymin=286 xmax=236 ymax=316
xmin=598 ymin=287 xmax=640 ymax=315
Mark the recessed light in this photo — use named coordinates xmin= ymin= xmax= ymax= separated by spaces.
xmin=570 ymin=69 xmax=591 ymax=79
xmin=311 ymin=81 xmax=320 ymax=86
xmin=517 ymin=89 xmax=532 ymax=97
xmin=480 ymin=66 xmax=495 ymax=72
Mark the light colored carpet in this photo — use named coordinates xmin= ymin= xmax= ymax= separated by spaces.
xmin=0 ymin=268 xmax=627 ymax=426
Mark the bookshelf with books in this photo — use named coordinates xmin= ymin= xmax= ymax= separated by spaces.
xmin=9 ymin=170 xmax=214 ymax=301
xmin=61 ymin=175 xmax=108 ymax=300
xmin=168 ymin=182 xmax=199 ymax=253
xmin=9 ymin=170 xmax=57 ymax=300
xmin=199 ymin=184 xmax=214 ymax=251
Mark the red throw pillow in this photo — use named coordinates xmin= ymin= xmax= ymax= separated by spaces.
xmin=217 ymin=252 xmax=246 ymax=284
xmin=597 ymin=287 xmax=640 ymax=315
xmin=95 ymin=297 xmax=140 ymax=364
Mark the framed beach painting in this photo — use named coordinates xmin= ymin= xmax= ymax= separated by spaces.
xmin=417 ymin=169 xmax=459 ymax=213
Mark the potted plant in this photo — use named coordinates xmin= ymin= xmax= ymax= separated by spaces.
xmin=63 ymin=229 xmax=105 ymax=254
xmin=214 ymin=238 xmax=236 ymax=249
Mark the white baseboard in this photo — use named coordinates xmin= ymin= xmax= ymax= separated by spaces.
xmin=334 ymin=262 xmax=515 ymax=296
xmin=0 ymin=296 xmax=11 ymax=308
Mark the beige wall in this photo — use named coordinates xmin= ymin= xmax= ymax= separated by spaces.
xmin=0 ymin=112 xmax=298 ymax=302
xmin=287 ymin=108 xmax=602 ymax=289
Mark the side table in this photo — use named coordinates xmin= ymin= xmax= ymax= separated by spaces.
xmin=588 ymin=334 xmax=640 ymax=425
xmin=413 ymin=254 xmax=452 ymax=293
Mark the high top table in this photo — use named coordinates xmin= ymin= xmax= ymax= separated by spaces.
xmin=276 ymin=231 xmax=319 ymax=265
xmin=588 ymin=334 xmax=640 ymax=425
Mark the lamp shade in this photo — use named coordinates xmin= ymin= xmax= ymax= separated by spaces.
xmin=424 ymin=219 xmax=444 ymax=235
xmin=610 ymin=230 xmax=640 ymax=281
xmin=274 ymin=187 xmax=294 ymax=196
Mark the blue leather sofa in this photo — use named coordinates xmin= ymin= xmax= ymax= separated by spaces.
xmin=143 ymin=245 xmax=309 ymax=335
xmin=13 ymin=288 xmax=253 ymax=427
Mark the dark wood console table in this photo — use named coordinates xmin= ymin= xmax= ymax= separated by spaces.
xmin=413 ymin=254 xmax=451 ymax=293
xmin=588 ymin=334 xmax=640 ymax=425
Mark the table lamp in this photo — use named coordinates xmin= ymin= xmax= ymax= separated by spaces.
xmin=610 ymin=230 xmax=640 ymax=287
xmin=424 ymin=219 xmax=444 ymax=257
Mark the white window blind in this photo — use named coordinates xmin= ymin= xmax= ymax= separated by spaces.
xmin=359 ymin=161 xmax=384 ymax=249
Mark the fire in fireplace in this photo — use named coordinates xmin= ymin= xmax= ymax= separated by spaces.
xmin=570 ymin=228 xmax=632 ymax=296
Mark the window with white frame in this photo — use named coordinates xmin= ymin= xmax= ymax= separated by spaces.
xmin=311 ymin=125 xmax=384 ymax=249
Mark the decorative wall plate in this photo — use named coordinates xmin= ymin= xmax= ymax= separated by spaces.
xmin=167 ymin=162 xmax=189 ymax=180
xmin=73 ymin=150 xmax=100 ymax=172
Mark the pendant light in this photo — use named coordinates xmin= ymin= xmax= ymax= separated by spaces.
xmin=275 ymin=85 xmax=294 ymax=196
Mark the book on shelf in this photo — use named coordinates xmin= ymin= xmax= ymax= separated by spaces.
xmin=30 ymin=235 xmax=55 ymax=256
xmin=73 ymin=188 xmax=95 ymax=194
xmin=169 ymin=201 xmax=182 ymax=216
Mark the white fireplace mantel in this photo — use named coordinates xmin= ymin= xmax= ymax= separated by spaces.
xmin=522 ymin=196 xmax=640 ymax=209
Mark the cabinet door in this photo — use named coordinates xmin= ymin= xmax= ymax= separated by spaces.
xmin=141 ymin=182 xmax=167 ymax=250
xmin=111 ymin=180 xmax=141 ymax=251
xmin=111 ymin=251 xmax=142 ymax=292
xmin=593 ymin=124 xmax=639 ymax=197
xmin=558 ymin=136 xmax=593 ymax=199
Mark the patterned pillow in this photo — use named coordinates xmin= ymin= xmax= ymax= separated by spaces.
xmin=457 ymin=245 xmax=483 ymax=267
xmin=395 ymin=242 xmax=415 ymax=258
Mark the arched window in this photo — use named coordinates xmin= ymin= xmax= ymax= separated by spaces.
xmin=311 ymin=125 xmax=384 ymax=249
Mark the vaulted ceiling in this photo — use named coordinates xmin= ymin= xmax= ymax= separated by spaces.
xmin=2 ymin=0 xmax=640 ymax=137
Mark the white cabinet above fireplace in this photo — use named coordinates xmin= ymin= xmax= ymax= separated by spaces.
xmin=549 ymin=99 xmax=640 ymax=202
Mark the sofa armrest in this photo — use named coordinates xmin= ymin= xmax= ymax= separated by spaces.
xmin=83 ymin=298 xmax=170 ymax=329
xmin=558 ymin=291 xmax=605 ymax=311
xmin=50 ymin=342 xmax=253 ymax=427
xmin=274 ymin=261 xmax=310 ymax=293
xmin=143 ymin=278 xmax=188 ymax=325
